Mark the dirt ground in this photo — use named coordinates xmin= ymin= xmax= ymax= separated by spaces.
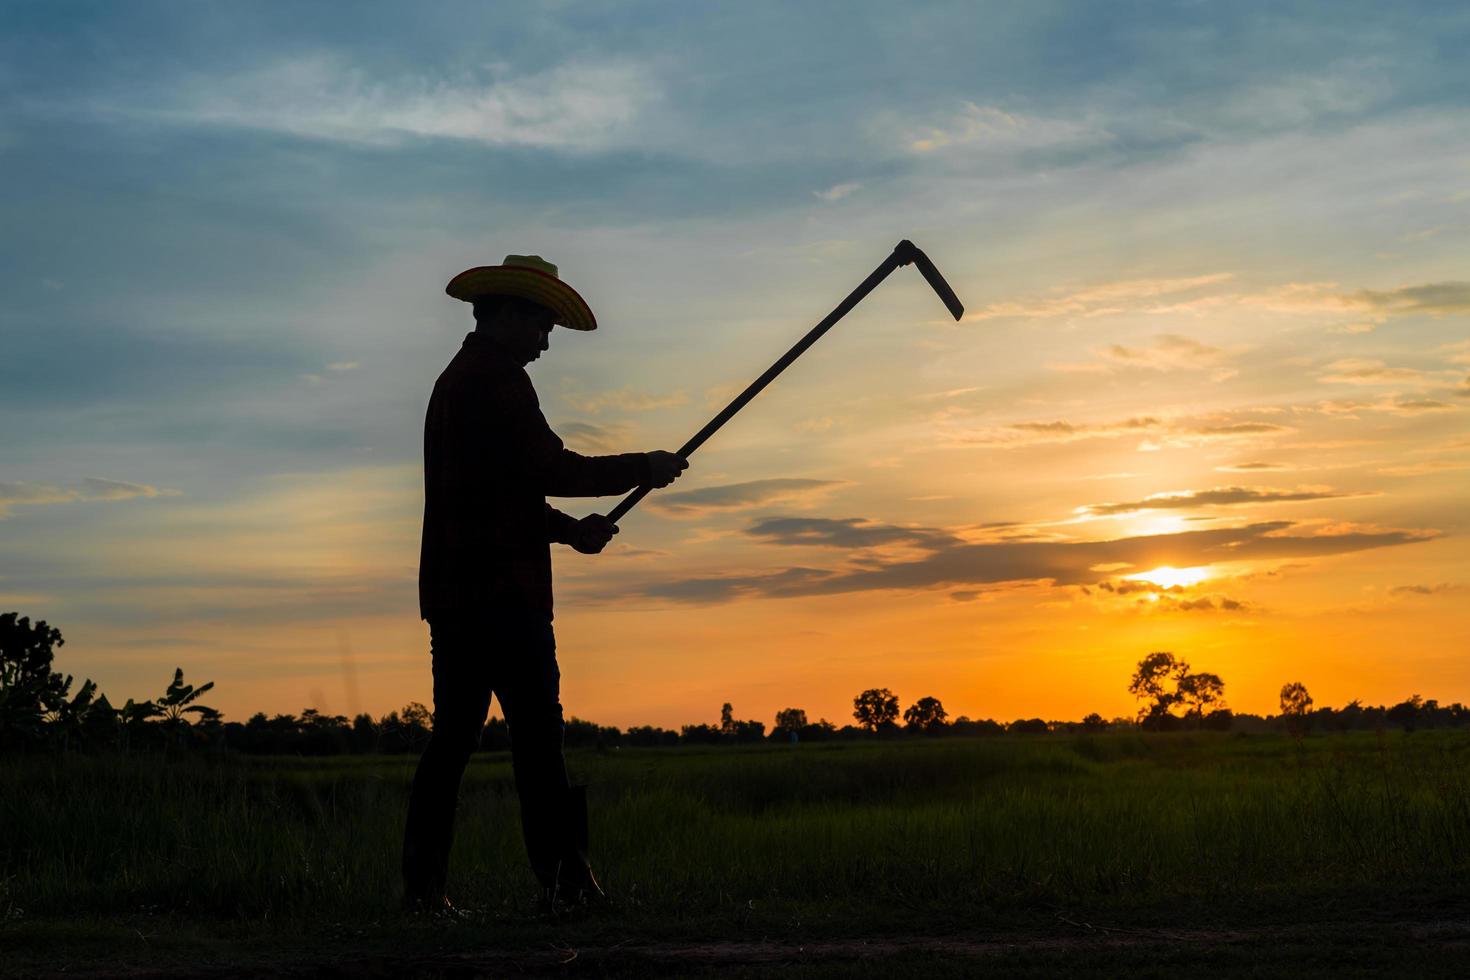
xmin=14 ymin=910 xmax=1470 ymax=979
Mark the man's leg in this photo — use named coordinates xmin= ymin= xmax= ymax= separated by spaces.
xmin=492 ymin=615 xmax=582 ymax=894
xmin=401 ymin=617 xmax=493 ymax=907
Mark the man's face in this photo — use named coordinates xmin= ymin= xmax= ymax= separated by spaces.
xmin=491 ymin=303 xmax=555 ymax=365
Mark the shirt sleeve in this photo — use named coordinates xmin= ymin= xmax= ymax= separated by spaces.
xmin=497 ymin=369 xmax=653 ymax=497
xmin=545 ymin=504 xmax=580 ymax=545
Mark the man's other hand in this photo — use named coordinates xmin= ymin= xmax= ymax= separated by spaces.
xmin=647 ymin=450 xmax=689 ymax=489
xmin=572 ymin=514 xmax=619 ymax=555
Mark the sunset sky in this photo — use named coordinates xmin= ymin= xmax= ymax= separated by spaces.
xmin=3 ymin=2 xmax=1467 ymax=730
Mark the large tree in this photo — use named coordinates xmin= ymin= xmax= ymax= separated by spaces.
xmin=852 ymin=688 xmax=899 ymax=731
xmin=1279 ymin=682 xmax=1314 ymax=735
xmin=1 ymin=613 xmax=72 ymax=748
xmin=1128 ymin=651 xmax=1189 ymax=722
xmin=1176 ymin=671 xmax=1227 ymax=719
xmin=774 ymin=707 xmax=808 ymax=733
xmin=903 ymin=696 xmax=948 ymax=732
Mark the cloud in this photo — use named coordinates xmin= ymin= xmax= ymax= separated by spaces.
xmin=0 ymin=479 xmax=178 ymax=518
xmin=964 ymin=274 xmax=1233 ymax=322
xmin=898 ymin=102 xmax=1105 ymax=155
xmin=1189 ymin=422 xmax=1291 ymax=437
xmin=1316 ymin=358 xmax=1440 ymax=386
xmin=745 ymin=516 xmax=957 ymax=550
xmin=1100 ymin=334 xmax=1230 ymax=371
xmin=948 ymin=415 xmax=1291 ymax=449
xmin=1377 ymin=460 xmax=1470 ymax=477
xmin=562 ymin=386 xmax=688 ymax=414
xmin=1079 ymin=485 xmax=1367 ymax=517
xmin=106 ymin=55 xmax=662 ymax=151
xmin=952 ymin=416 xmax=1162 ymax=448
xmin=1315 ymin=395 xmax=1460 ymax=416
xmin=648 ymin=479 xmax=846 ymax=517
xmin=967 ymin=276 xmax=1470 ymax=328
xmin=1215 ymin=462 xmax=1289 ymax=472
xmin=609 ymin=518 xmax=1435 ymax=604
xmin=1350 ymin=282 xmax=1470 ymax=315
xmin=1389 ymin=583 xmax=1467 ymax=596
xmin=557 ymin=421 xmax=634 ymax=454
xmin=814 ymin=181 xmax=861 ymax=201
xmin=1094 ymin=579 xmax=1252 ymax=612
xmin=1051 ymin=333 xmax=1240 ymax=378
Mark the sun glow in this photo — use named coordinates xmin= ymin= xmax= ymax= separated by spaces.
xmin=1126 ymin=566 xmax=1212 ymax=589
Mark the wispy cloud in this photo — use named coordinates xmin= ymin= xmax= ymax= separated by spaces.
xmin=946 ymin=415 xmax=1291 ymax=449
xmin=1050 ymin=333 xmax=1239 ymax=377
xmin=648 ymin=479 xmax=846 ymax=517
xmin=1078 ymin=486 xmax=1366 ymax=518
xmin=606 ymin=518 xmax=1435 ymax=604
xmin=964 ymin=274 xmax=1233 ymax=323
xmin=103 ymin=55 xmax=662 ymax=151
xmin=745 ymin=516 xmax=955 ymax=550
xmin=558 ymin=421 xmax=634 ymax=454
xmin=1316 ymin=358 xmax=1443 ymax=386
xmin=1390 ymin=583 xmax=1467 ymax=597
xmin=0 ymin=479 xmax=178 ymax=518
xmin=968 ymin=276 xmax=1470 ymax=329
xmin=1315 ymin=395 xmax=1460 ymax=416
xmin=1351 ymin=282 xmax=1470 ymax=315
xmin=813 ymin=181 xmax=861 ymax=201
xmin=561 ymin=386 xmax=688 ymax=414
xmin=897 ymin=102 xmax=1105 ymax=155
xmin=1215 ymin=461 xmax=1290 ymax=472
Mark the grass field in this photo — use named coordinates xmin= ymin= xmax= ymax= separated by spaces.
xmin=5 ymin=731 xmax=1470 ymax=977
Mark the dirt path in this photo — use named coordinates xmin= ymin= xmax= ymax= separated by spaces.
xmin=35 ymin=915 xmax=1470 ymax=979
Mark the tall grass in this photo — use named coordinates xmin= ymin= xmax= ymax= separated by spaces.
xmin=4 ymin=732 xmax=1468 ymax=925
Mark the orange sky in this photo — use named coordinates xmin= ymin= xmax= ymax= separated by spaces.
xmin=3 ymin=4 xmax=1468 ymax=731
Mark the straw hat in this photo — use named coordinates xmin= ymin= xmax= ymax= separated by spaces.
xmin=445 ymin=254 xmax=597 ymax=331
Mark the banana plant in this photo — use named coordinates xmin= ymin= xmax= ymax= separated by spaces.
xmin=157 ymin=668 xmax=217 ymax=747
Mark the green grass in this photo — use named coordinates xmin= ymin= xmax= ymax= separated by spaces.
xmin=5 ymin=731 xmax=1470 ymax=976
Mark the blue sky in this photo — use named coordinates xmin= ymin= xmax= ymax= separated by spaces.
xmin=3 ymin=2 xmax=1468 ymax=725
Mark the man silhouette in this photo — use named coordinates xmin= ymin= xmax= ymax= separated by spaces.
xmin=402 ymin=254 xmax=688 ymax=912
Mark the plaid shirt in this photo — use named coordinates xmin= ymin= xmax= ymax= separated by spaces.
xmin=418 ymin=332 xmax=651 ymax=621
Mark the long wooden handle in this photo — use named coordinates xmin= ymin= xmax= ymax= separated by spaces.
xmin=603 ymin=240 xmax=963 ymax=524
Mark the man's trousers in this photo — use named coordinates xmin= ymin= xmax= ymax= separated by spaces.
xmin=401 ymin=610 xmax=577 ymax=901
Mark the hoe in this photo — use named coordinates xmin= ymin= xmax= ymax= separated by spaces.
xmin=601 ymin=239 xmax=966 ymax=524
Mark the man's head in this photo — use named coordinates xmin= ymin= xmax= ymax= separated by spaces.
xmin=473 ymin=294 xmax=557 ymax=365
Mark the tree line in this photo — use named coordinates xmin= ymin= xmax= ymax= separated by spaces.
xmin=4 ymin=612 xmax=1466 ymax=755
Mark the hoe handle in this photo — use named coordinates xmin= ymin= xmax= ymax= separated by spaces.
xmin=603 ymin=240 xmax=963 ymax=524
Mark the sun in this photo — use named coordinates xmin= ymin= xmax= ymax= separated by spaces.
xmin=1125 ymin=566 xmax=1212 ymax=589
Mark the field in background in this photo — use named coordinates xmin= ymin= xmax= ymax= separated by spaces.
xmin=5 ymin=731 xmax=1470 ymax=977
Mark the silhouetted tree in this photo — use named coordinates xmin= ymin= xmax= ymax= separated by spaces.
xmin=1176 ymin=671 xmax=1226 ymax=722
xmin=1129 ymin=651 xmax=1188 ymax=722
xmin=1008 ymin=718 xmax=1049 ymax=735
xmin=1129 ymin=653 xmax=1229 ymax=729
xmin=1280 ymin=682 xmax=1313 ymax=735
xmin=951 ymin=716 xmax=1005 ymax=736
xmin=1080 ymin=712 xmax=1109 ymax=732
xmin=625 ymin=725 xmax=679 ymax=747
xmin=1 ymin=613 xmax=73 ymax=749
xmin=774 ymin=707 xmax=808 ymax=733
xmin=1387 ymin=694 xmax=1424 ymax=733
xmin=156 ymin=668 xmax=218 ymax=749
xmin=903 ymin=696 xmax=948 ymax=733
xmin=1201 ymin=707 xmax=1234 ymax=731
xmin=853 ymin=688 xmax=899 ymax=732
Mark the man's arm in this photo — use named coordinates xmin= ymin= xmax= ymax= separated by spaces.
xmin=545 ymin=504 xmax=579 ymax=544
xmin=546 ymin=504 xmax=619 ymax=554
xmin=490 ymin=371 xmax=651 ymax=497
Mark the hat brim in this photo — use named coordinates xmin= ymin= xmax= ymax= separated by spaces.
xmin=445 ymin=266 xmax=597 ymax=331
